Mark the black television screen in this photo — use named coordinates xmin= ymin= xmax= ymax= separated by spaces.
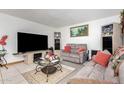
xmin=17 ymin=32 xmax=48 ymax=52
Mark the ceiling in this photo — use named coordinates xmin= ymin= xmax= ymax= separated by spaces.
xmin=0 ymin=9 xmax=122 ymax=28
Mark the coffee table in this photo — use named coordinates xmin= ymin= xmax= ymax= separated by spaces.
xmin=35 ymin=57 xmax=62 ymax=82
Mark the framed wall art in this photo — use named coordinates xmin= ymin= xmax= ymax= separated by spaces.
xmin=70 ymin=24 xmax=89 ymax=37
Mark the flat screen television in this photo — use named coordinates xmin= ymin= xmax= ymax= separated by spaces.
xmin=17 ymin=32 xmax=48 ymax=52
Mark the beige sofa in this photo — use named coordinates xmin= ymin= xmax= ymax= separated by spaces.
xmin=68 ymin=60 xmax=124 ymax=84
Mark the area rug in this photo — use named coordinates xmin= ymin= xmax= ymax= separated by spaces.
xmin=22 ymin=64 xmax=75 ymax=84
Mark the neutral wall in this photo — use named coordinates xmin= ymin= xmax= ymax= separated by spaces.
xmin=0 ymin=13 xmax=56 ymax=63
xmin=0 ymin=14 xmax=121 ymax=63
xmin=58 ymin=15 xmax=120 ymax=51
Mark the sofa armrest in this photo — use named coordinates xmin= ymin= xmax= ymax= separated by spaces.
xmin=79 ymin=50 xmax=89 ymax=55
xmin=78 ymin=50 xmax=89 ymax=63
xmin=67 ymin=78 xmax=113 ymax=84
xmin=60 ymin=49 xmax=65 ymax=53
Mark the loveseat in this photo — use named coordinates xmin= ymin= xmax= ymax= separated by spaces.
xmin=60 ymin=44 xmax=88 ymax=64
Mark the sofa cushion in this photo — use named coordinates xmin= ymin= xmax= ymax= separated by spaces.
xmin=69 ymin=53 xmax=80 ymax=58
xmin=67 ymin=44 xmax=87 ymax=50
xmin=75 ymin=44 xmax=87 ymax=49
xmin=66 ymin=44 xmax=75 ymax=48
xmin=72 ymin=65 xmax=95 ymax=79
xmin=89 ymin=64 xmax=105 ymax=80
xmin=71 ymin=61 xmax=106 ymax=80
xmin=93 ymin=51 xmax=111 ymax=67
xmin=62 ymin=56 xmax=81 ymax=63
xmin=71 ymin=48 xmax=77 ymax=53
xmin=61 ymin=51 xmax=70 ymax=56
xmin=84 ymin=61 xmax=96 ymax=66
xmin=104 ymin=62 xmax=119 ymax=83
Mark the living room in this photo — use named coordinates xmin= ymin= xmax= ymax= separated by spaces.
xmin=0 ymin=9 xmax=124 ymax=84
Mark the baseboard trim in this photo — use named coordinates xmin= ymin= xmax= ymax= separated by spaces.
xmin=7 ymin=60 xmax=24 ymax=66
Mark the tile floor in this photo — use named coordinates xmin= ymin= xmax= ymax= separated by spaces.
xmin=0 ymin=61 xmax=84 ymax=84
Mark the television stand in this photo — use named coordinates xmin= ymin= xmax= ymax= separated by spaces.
xmin=13 ymin=50 xmax=60 ymax=64
xmin=22 ymin=51 xmax=46 ymax=64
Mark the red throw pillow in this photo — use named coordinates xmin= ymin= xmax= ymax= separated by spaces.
xmin=93 ymin=51 xmax=111 ymax=67
xmin=77 ymin=48 xmax=86 ymax=54
xmin=64 ymin=45 xmax=71 ymax=53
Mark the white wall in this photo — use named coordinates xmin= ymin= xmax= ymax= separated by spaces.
xmin=0 ymin=14 xmax=121 ymax=63
xmin=58 ymin=15 xmax=120 ymax=51
xmin=0 ymin=13 xmax=56 ymax=63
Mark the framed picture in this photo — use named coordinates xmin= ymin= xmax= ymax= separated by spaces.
xmin=70 ymin=24 xmax=89 ymax=37
xmin=102 ymin=24 xmax=113 ymax=36
xmin=54 ymin=32 xmax=61 ymax=39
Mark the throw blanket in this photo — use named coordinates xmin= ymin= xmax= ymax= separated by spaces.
xmin=112 ymin=47 xmax=124 ymax=60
